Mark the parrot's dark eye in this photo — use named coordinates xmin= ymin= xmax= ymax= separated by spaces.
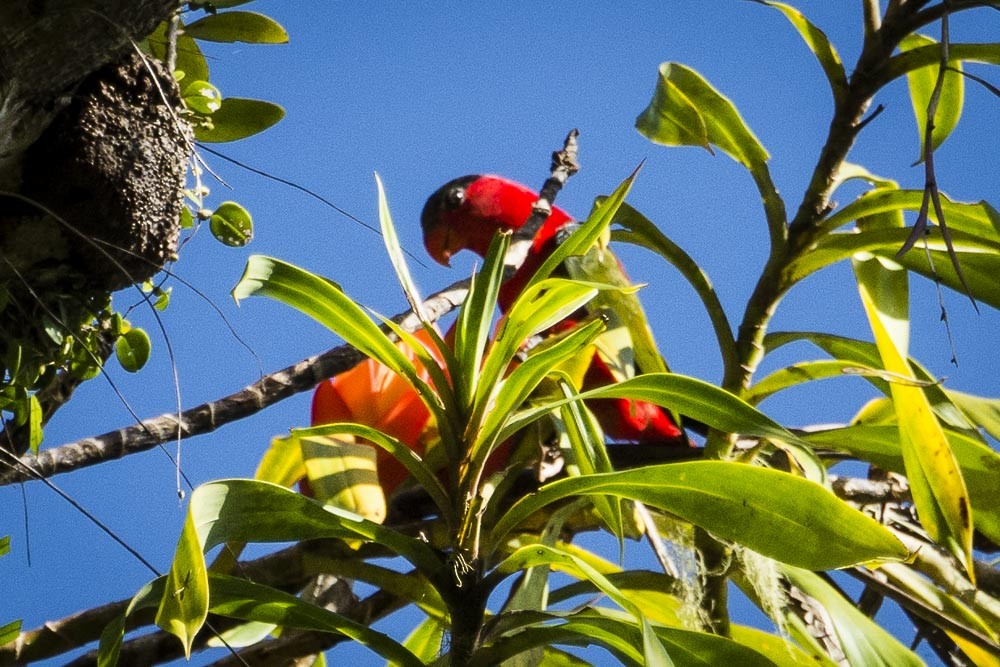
xmin=445 ymin=187 xmax=465 ymax=209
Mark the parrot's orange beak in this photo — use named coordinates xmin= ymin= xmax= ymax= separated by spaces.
xmin=423 ymin=223 xmax=455 ymax=267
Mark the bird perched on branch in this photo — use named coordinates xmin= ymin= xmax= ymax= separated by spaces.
xmin=421 ymin=174 xmax=689 ymax=446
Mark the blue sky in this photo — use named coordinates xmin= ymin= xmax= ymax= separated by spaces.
xmin=3 ymin=2 xmax=999 ymax=664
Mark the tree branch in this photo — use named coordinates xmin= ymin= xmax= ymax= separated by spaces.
xmin=0 ymin=277 xmax=470 ymax=487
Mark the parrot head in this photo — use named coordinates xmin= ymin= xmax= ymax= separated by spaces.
xmin=421 ymin=174 xmax=572 ymax=266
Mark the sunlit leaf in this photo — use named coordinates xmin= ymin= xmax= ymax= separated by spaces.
xmin=253 ymin=435 xmax=306 ymax=488
xmin=900 ymin=33 xmax=964 ymax=161
xmin=155 ymin=503 xmax=209 ymax=658
xmin=182 ymin=79 xmax=222 ymax=114
xmin=98 ymin=579 xmax=164 ymax=666
xmin=637 ymin=63 xmax=769 ymax=171
xmin=854 ymin=254 xmax=974 ymax=579
xmin=790 ymin=226 xmax=1000 ymax=308
xmin=746 ymin=359 xmax=907 ymax=406
xmin=210 ymin=201 xmax=253 ymax=247
xmin=184 ymin=11 xmax=289 ymax=44
xmin=492 ymin=462 xmax=908 ymax=570
xmin=881 ymin=562 xmax=998 ymax=644
xmin=402 ymin=616 xmax=445 ymax=663
xmin=0 ymin=619 xmax=20 ymax=648
xmin=729 ymin=625 xmax=826 ymax=667
xmin=194 ymin=98 xmax=285 ymax=143
xmin=26 ymin=393 xmax=42 ymax=453
xmin=947 ymin=389 xmax=1000 ymax=441
xmin=299 ymin=435 xmax=386 ymax=525
xmin=375 ymin=172 xmax=426 ymax=321
xmin=526 ymin=172 xmax=636 ymax=297
xmin=636 ymin=62 xmax=785 ymax=239
xmin=454 ymin=230 xmax=508 ymax=411
xmin=293 ymin=423 xmax=451 ymax=521
xmin=115 ymin=327 xmax=151 ymax=372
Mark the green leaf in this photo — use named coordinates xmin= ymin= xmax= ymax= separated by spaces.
xmin=156 ymin=505 xmax=209 ymax=658
xmin=232 ymin=256 xmax=447 ymax=432
xmin=472 ymin=278 xmax=598 ymax=437
xmin=480 ymin=607 xmax=779 ymax=667
xmin=475 ymin=319 xmax=603 ymax=456
xmin=254 ymin=434 xmax=306 ymax=487
xmin=901 ymin=33 xmax=964 ymax=161
xmin=783 ymin=567 xmax=923 ymax=667
xmin=492 ymin=462 xmax=908 ymax=570
xmin=375 ymin=172 xmax=426 ymax=321
xmin=154 ymin=479 xmax=443 ymax=655
xmin=26 ymin=393 xmax=42 ymax=452
xmin=880 ymin=562 xmax=998 ymax=645
xmin=115 ymin=328 xmax=151 ymax=372
xmin=947 ymin=389 xmax=1000 ymax=441
xmin=745 ymin=358 xmax=929 ymax=406
xmin=636 ymin=62 xmax=784 ymax=241
xmin=581 ymin=373 xmax=800 ymax=445
xmin=182 ymin=79 xmax=222 ymax=114
xmin=819 ymin=188 xmax=999 ymax=237
xmin=194 ymin=98 xmax=285 ymax=143
xmin=789 ymin=225 xmax=1000 ymax=309
xmin=184 ymin=11 xmax=289 ymax=44
xmin=298 ymin=435 xmax=385 ymax=524
xmin=147 ymin=21 xmax=209 ymax=82
xmin=195 ymin=0 xmax=255 ymax=7
xmin=765 ymin=330 xmax=981 ymax=435
xmin=99 ymin=579 xmax=164 ymax=666
xmin=454 ymin=230 xmax=509 ymax=411
xmin=473 ymin=612 xmax=646 ymax=666
xmin=729 ymin=625 xmax=825 ymax=667
xmin=804 ymin=425 xmax=1000 ymax=545
xmin=526 ymin=172 xmax=636 ymax=294
xmin=611 ymin=203 xmax=736 ymax=373
xmin=854 ymin=254 xmax=974 ymax=578
xmin=757 ymin=2 xmax=847 ymax=105
xmin=402 ymin=616 xmax=446 ymax=663
xmin=498 ymin=544 xmax=672 ymax=666
xmin=207 ymin=574 xmax=422 ymax=667
xmin=210 ymin=201 xmax=254 ymax=247
xmin=0 ymin=535 xmax=9 ymax=557
xmin=637 ymin=63 xmax=769 ymax=171
xmin=0 ymin=619 xmax=20 ymax=647
xmin=885 ymin=42 xmax=1000 ymax=84
xmin=174 ymin=32 xmax=209 ymax=82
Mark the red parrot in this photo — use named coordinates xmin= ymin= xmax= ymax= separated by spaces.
xmin=421 ymin=174 xmax=689 ymax=446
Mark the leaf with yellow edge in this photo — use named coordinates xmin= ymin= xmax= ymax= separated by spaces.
xmin=853 ymin=253 xmax=974 ymax=580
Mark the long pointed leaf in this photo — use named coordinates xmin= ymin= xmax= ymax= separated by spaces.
xmin=490 ymin=462 xmax=908 ymax=570
xmin=854 ymin=254 xmax=974 ymax=579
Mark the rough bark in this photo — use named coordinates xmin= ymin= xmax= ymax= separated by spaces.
xmin=0 ymin=1 xmax=190 ymax=439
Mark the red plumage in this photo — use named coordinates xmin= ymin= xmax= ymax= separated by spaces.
xmin=422 ymin=174 xmax=688 ymax=446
